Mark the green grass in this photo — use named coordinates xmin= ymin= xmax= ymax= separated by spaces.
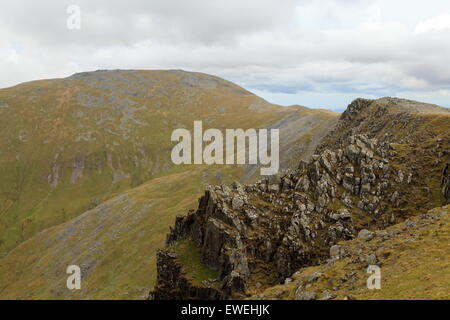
xmin=253 ymin=205 xmax=450 ymax=300
xmin=170 ymin=240 xmax=220 ymax=287
xmin=326 ymin=199 xmax=346 ymax=211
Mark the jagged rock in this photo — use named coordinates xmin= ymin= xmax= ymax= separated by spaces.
xmin=244 ymin=209 xmax=258 ymax=221
xmin=365 ymin=254 xmax=378 ymax=266
xmin=298 ymin=203 xmax=307 ymax=212
xmin=282 ymin=177 xmax=293 ymax=192
xmin=331 ymin=209 xmax=352 ymax=221
xmin=342 ymin=196 xmax=353 ymax=207
xmin=339 ymin=208 xmax=352 ymax=219
xmin=342 ymin=174 xmax=354 ymax=193
xmin=268 ymin=184 xmax=280 ymax=193
xmin=295 ymin=176 xmax=310 ymax=191
xmin=407 ymin=173 xmax=413 ymax=184
xmin=232 ymin=196 xmax=244 ymax=210
xmin=376 ymin=230 xmax=389 ymax=239
xmin=318 ymin=195 xmax=327 ymax=208
xmin=232 ymin=181 xmax=244 ymax=193
xmin=345 ymin=144 xmax=360 ymax=162
xmin=390 ymin=191 xmax=400 ymax=207
xmin=222 ymin=270 xmax=247 ymax=294
xmin=345 ymin=164 xmax=355 ymax=174
xmin=153 ymin=98 xmax=450 ymax=300
xmin=295 ymin=287 xmax=317 ymax=300
xmin=319 ymin=154 xmax=333 ymax=173
xmin=330 ymin=245 xmax=342 ymax=260
xmin=361 ymin=183 xmax=371 ymax=194
xmin=320 ymin=291 xmax=337 ymax=300
xmin=358 ymin=229 xmax=374 ymax=241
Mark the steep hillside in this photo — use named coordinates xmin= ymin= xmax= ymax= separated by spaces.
xmin=0 ymin=70 xmax=338 ymax=299
xmin=253 ymin=204 xmax=450 ymax=300
xmin=151 ymin=97 xmax=450 ymax=300
xmin=0 ymin=166 xmax=240 ymax=299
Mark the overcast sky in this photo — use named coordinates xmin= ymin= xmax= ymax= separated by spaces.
xmin=1 ymin=0 xmax=450 ymax=110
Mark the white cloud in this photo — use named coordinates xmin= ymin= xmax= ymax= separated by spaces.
xmin=0 ymin=0 xmax=450 ymax=110
xmin=415 ymin=14 xmax=450 ymax=33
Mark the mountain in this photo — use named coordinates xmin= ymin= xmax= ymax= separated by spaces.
xmin=151 ymin=97 xmax=450 ymax=300
xmin=0 ymin=70 xmax=337 ymax=299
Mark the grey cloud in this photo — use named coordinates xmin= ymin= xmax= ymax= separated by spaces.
xmin=0 ymin=0 xmax=450 ymax=109
xmin=0 ymin=0 xmax=300 ymax=47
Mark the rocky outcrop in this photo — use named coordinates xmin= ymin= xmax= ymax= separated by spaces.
xmin=153 ymin=132 xmax=418 ymax=299
xmin=252 ymin=204 xmax=450 ymax=300
xmin=163 ymin=183 xmax=252 ymax=296
xmin=152 ymin=97 xmax=450 ymax=300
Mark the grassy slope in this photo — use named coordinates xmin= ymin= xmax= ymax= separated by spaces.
xmin=251 ymin=100 xmax=450 ymax=300
xmin=318 ymin=100 xmax=450 ymax=227
xmin=0 ymin=165 xmax=242 ymax=299
xmin=253 ymin=205 xmax=450 ymax=300
xmin=170 ymin=240 xmax=220 ymax=290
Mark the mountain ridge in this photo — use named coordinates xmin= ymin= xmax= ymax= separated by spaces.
xmin=151 ymin=97 xmax=450 ymax=300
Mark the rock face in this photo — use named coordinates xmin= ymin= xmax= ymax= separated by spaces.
xmin=152 ymin=97 xmax=450 ymax=300
xmin=162 ymin=184 xmax=252 ymax=296
xmin=251 ymin=204 xmax=450 ymax=300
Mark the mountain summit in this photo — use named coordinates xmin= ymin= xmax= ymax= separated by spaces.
xmin=0 ymin=70 xmax=337 ymax=299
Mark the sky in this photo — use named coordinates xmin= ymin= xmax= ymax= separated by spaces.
xmin=1 ymin=0 xmax=450 ymax=111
